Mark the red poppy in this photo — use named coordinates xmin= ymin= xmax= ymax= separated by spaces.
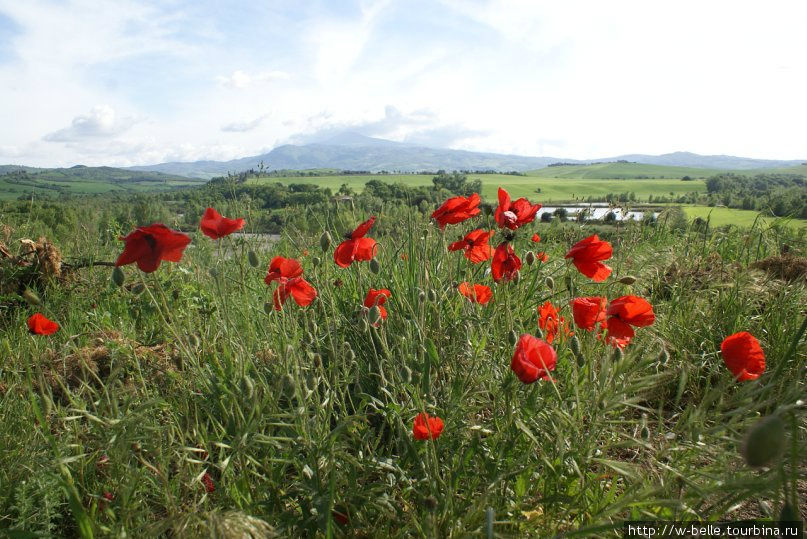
xmin=491 ymin=242 xmax=522 ymax=282
xmin=537 ymin=301 xmax=571 ymax=344
xmin=115 ymin=223 xmax=192 ymax=273
xmin=332 ymin=509 xmax=350 ymax=526
xmin=431 ymin=193 xmax=481 ymax=230
xmin=570 ymin=297 xmax=607 ymax=330
xmin=364 ymin=288 xmax=391 ymax=325
xmin=604 ymin=295 xmax=655 ymax=348
xmin=720 ymin=332 xmax=765 ymax=381
xmin=27 ymin=313 xmax=59 ymax=335
xmin=99 ymin=491 xmax=114 ymax=510
xmin=334 ymin=216 xmax=378 ymax=267
xmin=264 ymin=256 xmax=317 ymax=310
xmin=199 ymin=207 xmax=245 ymax=239
xmin=494 ymin=187 xmax=540 ymax=230
xmin=565 ymin=235 xmax=612 ymax=282
xmin=536 ymin=251 xmax=548 ymax=263
xmin=511 ymin=334 xmax=557 ymax=384
xmin=458 ymin=282 xmax=493 ymax=305
xmin=202 ymin=472 xmax=215 ymax=493
xmin=531 ymin=233 xmax=541 ymax=243
xmin=413 ymin=412 xmax=444 ymax=440
xmin=448 ymin=229 xmax=494 ymax=263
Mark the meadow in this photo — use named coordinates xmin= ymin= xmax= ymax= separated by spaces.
xmin=0 ymin=187 xmax=804 ymax=537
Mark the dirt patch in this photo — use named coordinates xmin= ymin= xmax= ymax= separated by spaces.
xmin=41 ymin=331 xmax=181 ymax=403
xmin=656 ymin=253 xmax=739 ymax=298
xmin=750 ymin=255 xmax=807 ymax=283
xmin=1 ymin=236 xmax=66 ymax=296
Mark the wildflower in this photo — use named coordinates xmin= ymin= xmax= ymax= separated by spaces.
xmin=27 ymin=313 xmax=59 ymax=335
xmin=264 ymin=256 xmax=317 ymax=310
xmin=199 ymin=207 xmax=245 ymax=239
xmin=332 ymin=508 xmax=350 ymax=526
xmin=721 ymin=332 xmax=765 ymax=381
xmin=202 ymin=472 xmax=215 ymax=493
xmin=564 ymin=234 xmax=612 ymax=282
xmin=431 ymin=193 xmax=481 ymax=230
xmin=536 ymin=252 xmax=549 ymax=263
xmin=537 ymin=301 xmax=571 ymax=344
xmin=458 ymin=282 xmax=493 ymax=305
xmin=115 ymin=223 xmax=191 ymax=273
xmin=448 ymin=229 xmax=494 ymax=263
xmin=413 ymin=412 xmax=444 ymax=440
xmin=531 ymin=233 xmax=541 ymax=243
xmin=491 ymin=242 xmax=522 ymax=282
xmin=511 ymin=334 xmax=557 ymax=384
xmin=364 ymin=288 xmax=391 ymax=326
xmin=494 ymin=187 xmax=540 ymax=230
xmin=604 ymin=295 xmax=655 ymax=348
xmin=570 ymin=297 xmax=607 ymax=330
xmin=334 ymin=216 xmax=378 ymax=267
xmin=99 ymin=491 xmax=114 ymax=510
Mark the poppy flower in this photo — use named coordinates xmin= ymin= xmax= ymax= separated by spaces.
xmin=334 ymin=216 xmax=378 ymax=267
xmin=199 ymin=207 xmax=245 ymax=239
xmin=604 ymin=295 xmax=655 ymax=348
xmin=202 ymin=472 xmax=215 ymax=493
xmin=536 ymin=252 xmax=549 ymax=263
xmin=364 ymin=288 xmax=391 ymax=325
xmin=115 ymin=223 xmax=192 ymax=273
xmin=332 ymin=509 xmax=350 ymax=526
xmin=99 ymin=491 xmax=114 ymax=510
xmin=511 ymin=334 xmax=557 ymax=384
xmin=431 ymin=193 xmax=481 ymax=230
xmin=531 ymin=233 xmax=541 ymax=243
xmin=720 ymin=332 xmax=765 ymax=381
xmin=458 ymin=282 xmax=493 ymax=305
xmin=413 ymin=412 xmax=444 ymax=440
xmin=264 ymin=256 xmax=317 ymax=310
xmin=494 ymin=187 xmax=540 ymax=230
xmin=564 ymin=235 xmax=612 ymax=282
xmin=27 ymin=313 xmax=59 ymax=335
xmin=537 ymin=301 xmax=571 ymax=344
xmin=570 ymin=297 xmax=607 ymax=330
xmin=448 ymin=229 xmax=495 ymax=263
xmin=491 ymin=242 xmax=522 ymax=282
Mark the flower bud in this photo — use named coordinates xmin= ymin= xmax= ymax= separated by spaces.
xmin=418 ymin=290 xmax=426 ymax=303
xmin=535 ymin=327 xmax=544 ymax=339
xmin=312 ymin=256 xmax=321 ymax=267
xmin=525 ymin=251 xmax=536 ymax=266
xmin=427 ymin=289 xmax=437 ymax=302
xmin=640 ymin=426 xmax=651 ymax=440
xmin=131 ymin=283 xmax=145 ymax=295
xmin=618 ymin=275 xmax=637 ymax=285
xmin=111 ymin=267 xmax=125 ymax=287
xmin=545 ymin=276 xmax=555 ymax=289
xmin=657 ymin=348 xmax=670 ymax=365
xmin=241 ymin=375 xmax=255 ymax=399
xmin=369 ymin=258 xmax=381 ymax=274
xmin=22 ymin=288 xmax=41 ymax=306
xmin=264 ymin=301 xmax=273 ymax=315
xmin=320 ymin=231 xmax=332 ymax=252
xmin=570 ymin=335 xmax=581 ymax=356
xmin=564 ymin=274 xmax=573 ymax=292
xmin=209 ymin=267 xmax=219 ymax=278
xmin=507 ymin=330 xmax=518 ymax=345
xmin=248 ymin=250 xmax=260 ymax=268
xmin=742 ymin=415 xmax=785 ymax=468
xmin=611 ymin=346 xmax=624 ymax=362
xmin=368 ymin=305 xmax=382 ymax=326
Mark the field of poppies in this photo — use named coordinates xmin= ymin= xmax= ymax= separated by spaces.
xmin=0 ymin=187 xmax=805 ymax=537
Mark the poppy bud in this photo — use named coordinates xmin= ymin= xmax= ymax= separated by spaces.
xmin=263 ymin=301 xmax=273 ymax=315
xmin=131 ymin=283 xmax=145 ymax=295
xmin=282 ymin=374 xmax=296 ymax=397
xmin=368 ymin=305 xmax=382 ymax=326
xmin=570 ymin=335 xmax=581 ymax=356
xmin=312 ymin=256 xmax=321 ymax=267
xmin=305 ymin=331 xmax=315 ymax=344
xmin=189 ymin=334 xmax=201 ymax=348
xmin=618 ymin=275 xmax=637 ymax=285
xmin=209 ymin=267 xmax=219 ymax=278
xmin=427 ymin=289 xmax=437 ymax=302
xmin=172 ymin=289 xmax=180 ymax=300
xmin=511 ymin=270 xmax=521 ymax=284
xmin=535 ymin=327 xmax=544 ymax=339
xmin=640 ymin=426 xmax=651 ymax=440
xmin=22 ymin=288 xmax=41 ymax=306
xmin=480 ymin=203 xmax=493 ymax=216
xmin=545 ymin=276 xmax=555 ymax=289
xmin=742 ymin=414 xmax=785 ymax=468
xmin=564 ymin=274 xmax=573 ymax=291
xmin=658 ymin=349 xmax=670 ymax=365
xmin=611 ymin=347 xmax=624 ymax=362
xmin=401 ymin=365 xmax=413 ymax=383
xmin=348 ymin=349 xmax=356 ymax=362
xmin=424 ymin=496 xmax=438 ymax=510
xmin=320 ymin=231 xmax=332 ymax=252
xmin=309 ymin=320 xmax=318 ymax=334
xmin=418 ymin=290 xmax=426 ymax=303
xmin=248 ymin=250 xmax=260 ymax=268
xmin=525 ymin=251 xmax=536 ymax=266
xmin=507 ymin=330 xmax=518 ymax=345
xmin=111 ymin=267 xmax=125 ymax=287
xmin=369 ymin=258 xmax=381 ymax=274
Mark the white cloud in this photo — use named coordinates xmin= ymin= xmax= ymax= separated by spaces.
xmin=217 ymin=70 xmax=290 ymax=89
xmin=43 ymin=105 xmax=136 ymax=141
xmin=221 ymin=114 xmax=270 ymax=133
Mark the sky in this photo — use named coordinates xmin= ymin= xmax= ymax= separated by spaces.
xmin=0 ymin=0 xmax=805 ymax=167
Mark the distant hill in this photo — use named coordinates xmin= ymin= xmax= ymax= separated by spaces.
xmin=126 ymin=133 xmax=806 ymax=178
xmin=531 ymin=162 xmax=722 ymax=179
xmin=0 ymin=166 xmax=205 ymax=200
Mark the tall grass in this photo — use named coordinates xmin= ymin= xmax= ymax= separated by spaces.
xmin=0 ymin=199 xmax=804 ymax=537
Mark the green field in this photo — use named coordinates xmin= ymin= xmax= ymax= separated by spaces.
xmin=529 ymin=162 xmax=718 ymax=179
xmin=683 ymin=206 xmax=807 ymax=229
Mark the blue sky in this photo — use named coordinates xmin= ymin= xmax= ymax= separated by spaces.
xmin=0 ymin=0 xmax=805 ymax=167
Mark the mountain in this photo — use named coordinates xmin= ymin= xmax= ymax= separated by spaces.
xmin=126 ymin=135 xmax=806 ymax=179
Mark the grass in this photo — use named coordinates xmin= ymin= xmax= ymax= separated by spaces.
xmin=528 ymin=162 xmax=718 ymax=179
xmin=0 ymin=198 xmax=804 ymax=537
xmin=683 ymin=206 xmax=807 ymax=229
